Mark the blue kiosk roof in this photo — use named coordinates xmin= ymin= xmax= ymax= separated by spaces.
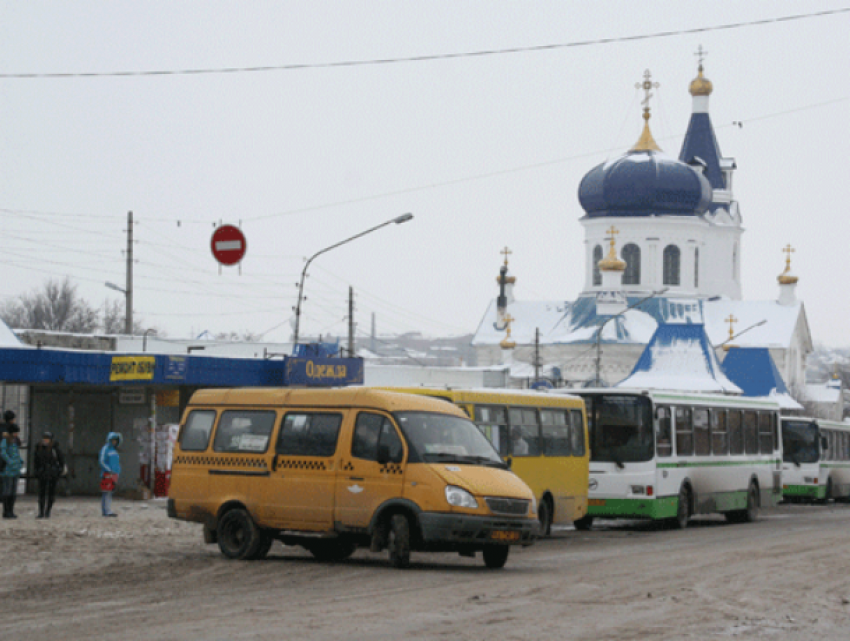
xmin=0 ymin=346 xmax=363 ymax=388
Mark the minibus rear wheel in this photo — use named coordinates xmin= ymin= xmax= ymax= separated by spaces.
xmin=387 ymin=514 xmax=411 ymax=568
xmin=217 ymin=508 xmax=262 ymax=560
xmin=482 ymin=545 xmax=509 ymax=569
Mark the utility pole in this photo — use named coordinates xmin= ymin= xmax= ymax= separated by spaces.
xmin=347 ymin=286 xmax=355 ymax=358
xmin=125 ymin=211 xmax=134 ymax=335
xmin=534 ymin=327 xmax=540 ymax=381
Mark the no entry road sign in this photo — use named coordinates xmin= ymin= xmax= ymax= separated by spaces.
xmin=211 ymin=224 xmax=247 ymax=266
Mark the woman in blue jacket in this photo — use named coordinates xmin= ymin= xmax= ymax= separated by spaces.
xmin=99 ymin=432 xmax=122 ymax=517
xmin=1 ymin=420 xmax=24 ymax=519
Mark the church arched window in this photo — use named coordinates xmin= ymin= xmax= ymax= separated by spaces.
xmin=622 ymin=243 xmax=641 ymax=285
xmin=694 ymin=248 xmax=699 ymax=288
xmin=592 ymin=245 xmax=602 ymax=286
xmin=663 ymin=245 xmax=681 ymax=286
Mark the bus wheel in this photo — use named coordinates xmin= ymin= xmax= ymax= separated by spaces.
xmin=727 ymin=482 xmax=759 ymax=523
xmin=387 ymin=514 xmax=411 ymax=568
xmin=217 ymin=508 xmax=262 ymax=560
xmin=573 ymin=514 xmax=593 ymax=531
xmin=670 ymin=486 xmax=690 ymax=529
xmin=538 ymin=498 xmax=552 ymax=537
xmin=482 ymin=545 xmax=510 ymax=569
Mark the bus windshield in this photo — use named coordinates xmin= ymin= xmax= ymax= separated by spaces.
xmin=584 ymin=394 xmax=654 ymax=464
xmin=395 ymin=411 xmax=506 ymax=468
xmin=782 ymin=421 xmax=819 ymax=464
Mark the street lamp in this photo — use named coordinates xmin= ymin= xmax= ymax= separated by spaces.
xmin=292 ymin=213 xmax=414 ymax=348
xmin=105 ymin=281 xmax=133 ymax=335
xmin=593 ymin=288 xmax=668 ymax=387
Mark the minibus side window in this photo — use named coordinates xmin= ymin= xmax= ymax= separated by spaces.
xmin=758 ymin=412 xmax=774 ymax=454
xmin=693 ymin=408 xmax=710 ymax=456
xmin=655 ymin=406 xmax=672 ymax=458
xmin=540 ymin=409 xmax=571 ymax=456
xmin=675 ymin=407 xmax=693 ymax=456
xmin=728 ymin=411 xmax=743 ymax=454
xmin=180 ymin=410 xmax=216 ymax=451
xmin=213 ymin=410 xmax=277 ymax=453
xmin=711 ymin=410 xmax=728 ymax=455
xmin=277 ymin=413 xmax=342 ymax=457
xmin=570 ymin=410 xmax=586 ymax=457
xmin=474 ymin=405 xmax=509 ymax=457
xmin=743 ymin=411 xmax=758 ymax=455
xmin=352 ymin=413 xmax=404 ymax=463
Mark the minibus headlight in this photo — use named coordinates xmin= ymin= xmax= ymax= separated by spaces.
xmin=530 ymin=495 xmax=538 ymax=516
xmin=445 ymin=485 xmax=478 ymax=509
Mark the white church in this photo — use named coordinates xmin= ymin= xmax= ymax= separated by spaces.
xmin=472 ymin=59 xmax=815 ymax=408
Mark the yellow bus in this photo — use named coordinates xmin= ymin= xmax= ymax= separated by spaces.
xmin=382 ymin=388 xmax=589 ymax=535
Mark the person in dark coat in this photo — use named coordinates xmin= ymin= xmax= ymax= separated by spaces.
xmin=33 ymin=431 xmax=65 ymax=518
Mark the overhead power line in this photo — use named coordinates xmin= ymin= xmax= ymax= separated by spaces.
xmin=1 ymin=8 xmax=847 ymax=79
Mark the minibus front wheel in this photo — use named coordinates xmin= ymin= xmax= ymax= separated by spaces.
xmin=482 ymin=544 xmax=509 ymax=569
xmin=387 ymin=514 xmax=411 ymax=568
xmin=217 ymin=508 xmax=263 ymax=560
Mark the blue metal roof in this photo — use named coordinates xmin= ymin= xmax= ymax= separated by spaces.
xmin=552 ymin=296 xmax=702 ymax=344
xmin=678 ymin=112 xmax=725 ymax=190
xmin=578 ymin=150 xmax=712 ymax=218
xmin=627 ymin=322 xmax=722 ymax=378
xmin=0 ymin=347 xmax=363 ymax=388
xmin=721 ymin=347 xmax=789 ymax=397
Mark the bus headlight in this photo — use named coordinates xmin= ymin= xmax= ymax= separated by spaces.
xmin=530 ymin=495 xmax=537 ymax=516
xmin=445 ymin=485 xmax=478 ymax=509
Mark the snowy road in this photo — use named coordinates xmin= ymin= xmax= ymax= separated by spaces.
xmin=2 ymin=496 xmax=850 ymax=640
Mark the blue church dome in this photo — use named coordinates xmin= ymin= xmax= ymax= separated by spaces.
xmin=578 ymin=149 xmax=712 ymax=217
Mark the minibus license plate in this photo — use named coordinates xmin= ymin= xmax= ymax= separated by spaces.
xmin=491 ymin=530 xmax=520 ymax=542
xmin=588 ymin=499 xmax=606 ymax=506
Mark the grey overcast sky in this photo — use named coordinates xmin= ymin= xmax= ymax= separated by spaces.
xmin=1 ymin=2 xmax=848 ymax=346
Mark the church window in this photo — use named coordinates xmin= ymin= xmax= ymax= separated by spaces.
xmin=592 ymin=245 xmax=602 ymax=286
xmin=663 ymin=245 xmax=681 ymax=286
xmin=694 ymin=248 xmax=699 ymax=288
xmin=622 ymin=243 xmax=641 ymax=285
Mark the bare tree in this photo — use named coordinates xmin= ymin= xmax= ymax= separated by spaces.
xmin=0 ymin=278 xmax=99 ymax=332
xmin=101 ymin=299 xmax=157 ymax=336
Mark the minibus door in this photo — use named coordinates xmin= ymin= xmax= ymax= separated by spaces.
xmin=335 ymin=412 xmax=406 ymax=530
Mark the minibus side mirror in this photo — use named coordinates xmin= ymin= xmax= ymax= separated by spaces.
xmin=505 ymin=456 xmax=512 ymax=469
xmin=377 ymin=443 xmax=391 ymax=465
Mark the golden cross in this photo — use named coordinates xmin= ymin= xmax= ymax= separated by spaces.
xmin=726 ymin=314 xmax=738 ymax=341
xmin=605 ymin=225 xmax=619 ymax=252
xmin=694 ymin=45 xmax=708 ymax=68
xmin=501 ymin=246 xmax=512 ymax=267
xmin=635 ymin=69 xmax=659 ymax=120
xmin=782 ymin=244 xmax=795 ymax=270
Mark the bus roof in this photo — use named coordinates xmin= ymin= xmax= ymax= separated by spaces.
xmin=380 ymin=386 xmax=584 ymax=409
xmin=567 ymin=387 xmax=782 ymax=410
xmin=187 ymin=386 xmax=469 ymax=417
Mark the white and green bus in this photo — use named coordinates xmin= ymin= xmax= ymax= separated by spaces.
xmin=781 ymin=417 xmax=850 ymax=502
xmin=570 ymin=390 xmax=783 ymax=529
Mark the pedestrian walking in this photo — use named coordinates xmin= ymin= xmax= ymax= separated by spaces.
xmin=99 ymin=432 xmax=122 ymax=517
xmin=33 ymin=431 xmax=65 ymax=519
xmin=1 ymin=411 xmax=24 ymax=519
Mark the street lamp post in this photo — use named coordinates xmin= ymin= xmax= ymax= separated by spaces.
xmin=292 ymin=213 xmax=413 ymax=349
xmin=593 ymin=288 xmax=668 ymax=387
xmin=105 ymin=281 xmax=133 ymax=335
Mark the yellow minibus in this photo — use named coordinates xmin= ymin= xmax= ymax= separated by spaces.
xmin=168 ymin=387 xmax=538 ymax=568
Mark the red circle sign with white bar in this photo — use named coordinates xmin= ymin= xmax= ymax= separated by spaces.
xmin=210 ymin=224 xmax=247 ymax=266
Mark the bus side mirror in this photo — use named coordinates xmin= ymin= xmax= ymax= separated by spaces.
xmin=821 ymin=436 xmax=828 ymax=451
